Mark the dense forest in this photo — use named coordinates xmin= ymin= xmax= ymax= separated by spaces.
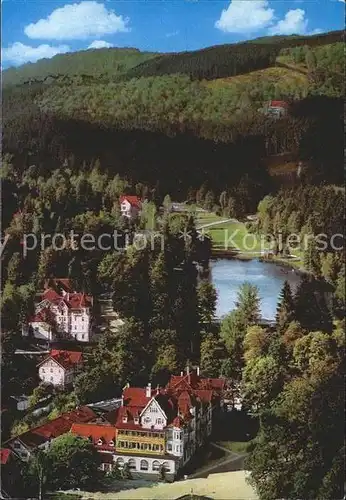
xmin=1 ymin=29 xmax=345 ymax=499
xmin=2 ymin=38 xmax=344 ymax=204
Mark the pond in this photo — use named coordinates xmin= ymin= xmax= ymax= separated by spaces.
xmin=211 ymin=258 xmax=301 ymax=321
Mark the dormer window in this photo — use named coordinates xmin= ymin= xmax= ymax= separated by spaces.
xmin=122 ymin=416 xmax=128 ymax=423
xmin=134 ymin=417 xmax=139 ymax=424
xmin=109 ymin=440 xmax=114 ymax=447
xmin=97 ymin=438 xmax=103 ymax=446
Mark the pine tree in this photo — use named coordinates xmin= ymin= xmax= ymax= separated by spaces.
xmin=276 ymin=281 xmax=295 ymax=333
xmin=304 ymin=238 xmax=321 ymax=276
xmin=197 ymin=279 xmax=217 ymax=331
xmin=236 ymin=282 xmax=261 ymax=325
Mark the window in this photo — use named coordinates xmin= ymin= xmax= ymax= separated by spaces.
xmin=116 ymin=458 xmax=124 ymax=469
xmin=144 ymin=416 xmax=151 ymax=423
xmin=14 ymin=442 xmax=21 ymax=449
xmin=42 ymin=368 xmax=45 ymax=373
xmin=97 ymin=439 xmax=103 ymax=446
xmin=167 ymin=443 xmax=172 ymax=451
xmin=140 ymin=459 xmax=149 ymax=471
xmin=151 ymin=406 xmax=158 ymax=413
xmin=162 ymin=461 xmax=170 ymax=472
xmin=81 ymin=334 xmax=85 ymax=339
xmin=152 ymin=460 xmax=160 ymax=471
xmin=156 ymin=418 xmax=162 ymax=425
xmin=127 ymin=459 xmax=136 ymax=470
xmin=50 ymin=368 xmax=53 ymax=373
xmin=109 ymin=440 xmax=114 ymax=447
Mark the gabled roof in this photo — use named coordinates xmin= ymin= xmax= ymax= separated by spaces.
xmin=71 ymin=423 xmax=116 ymax=451
xmin=140 ymin=396 xmax=168 ymax=420
xmin=0 ymin=449 xmax=12 ymax=465
xmin=120 ymin=195 xmax=141 ymax=208
xmin=37 ymin=350 xmax=83 ymax=370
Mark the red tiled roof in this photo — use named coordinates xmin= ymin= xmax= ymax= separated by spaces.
xmin=195 ymin=389 xmax=213 ymax=403
xmin=269 ymin=100 xmax=289 ymax=108
xmin=42 ymin=289 xmax=92 ymax=310
xmin=71 ymin=423 xmax=116 ymax=451
xmin=120 ymin=195 xmax=141 ymax=208
xmin=0 ymin=449 xmax=12 ymax=465
xmin=171 ymin=416 xmax=185 ymax=428
xmin=123 ymin=387 xmax=151 ymax=407
xmin=43 ymin=288 xmax=62 ymax=302
xmin=5 ymin=406 xmax=96 ymax=450
xmin=38 ymin=350 xmax=83 ymax=370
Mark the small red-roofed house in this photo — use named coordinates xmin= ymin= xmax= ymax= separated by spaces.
xmin=37 ymin=349 xmax=83 ymax=387
xmin=266 ymin=100 xmax=289 ymax=118
xmin=120 ymin=195 xmax=141 ymax=219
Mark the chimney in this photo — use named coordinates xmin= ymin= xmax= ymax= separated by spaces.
xmin=186 ymin=364 xmax=190 ymax=383
xmin=197 ymin=366 xmax=200 ymax=376
xmin=146 ymin=383 xmax=152 ymax=398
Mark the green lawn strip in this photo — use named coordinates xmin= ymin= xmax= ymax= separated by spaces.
xmin=216 ymin=440 xmax=253 ymax=454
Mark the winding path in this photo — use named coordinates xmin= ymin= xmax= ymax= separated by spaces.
xmin=196 ymin=218 xmax=238 ymax=230
xmin=188 ymin=442 xmax=248 ymax=480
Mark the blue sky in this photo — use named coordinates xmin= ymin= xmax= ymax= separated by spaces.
xmin=2 ymin=0 xmax=345 ymax=68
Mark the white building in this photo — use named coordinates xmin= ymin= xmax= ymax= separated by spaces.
xmin=71 ymin=369 xmax=225 ymax=479
xmin=24 ymin=279 xmax=93 ymax=342
xmin=37 ymin=349 xmax=83 ymax=387
xmin=120 ymin=195 xmax=141 ymax=219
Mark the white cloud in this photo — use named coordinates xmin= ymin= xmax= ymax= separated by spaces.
xmin=215 ymin=0 xmax=275 ymax=33
xmin=87 ymin=39 xmax=112 ymax=49
xmin=268 ymin=8 xmax=308 ymax=35
xmin=2 ymin=42 xmax=70 ymax=66
xmin=24 ymin=1 xmax=129 ymax=40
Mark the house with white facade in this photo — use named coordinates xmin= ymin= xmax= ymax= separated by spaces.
xmin=24 ymin=279 xmax=93 ymax=342
xmin=37 ymin=350 xmax=83 ymax=387
xmin=120 ymin=195 xmax=141 ymax=219
xmin=71 ymin=368 xmax=226 ymax=479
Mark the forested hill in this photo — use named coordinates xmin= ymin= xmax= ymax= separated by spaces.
xmin=2 ymin=30 xmax=344 ymax=202
xmin=2 ymin=29 xmax=343 ymax=86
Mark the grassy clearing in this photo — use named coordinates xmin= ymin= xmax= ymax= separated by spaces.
xmin=205 ymin=66 xmax=308 ymax=90
xmin=195 ymin=211 xmax=264 ymax=254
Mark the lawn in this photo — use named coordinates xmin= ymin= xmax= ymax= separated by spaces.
xmin=195 ymin=211 xmax=264 ymax=254
xmin=208 ymin=222 xmax=263 ymax=253
xmin=215 ymin=441 xmax=253 ymax=454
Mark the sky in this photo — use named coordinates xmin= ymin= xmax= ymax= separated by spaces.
xmin=2 ymin=0 xmax=345 ymax=68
